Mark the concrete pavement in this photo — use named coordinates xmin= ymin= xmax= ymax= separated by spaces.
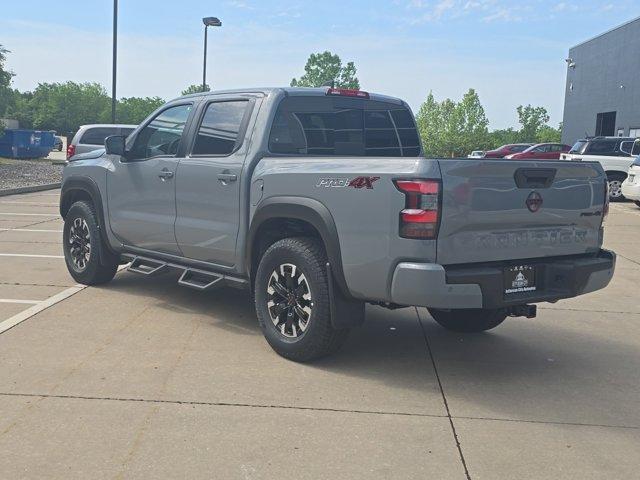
xmin=0 ymin=189 xmax=638 ymax=479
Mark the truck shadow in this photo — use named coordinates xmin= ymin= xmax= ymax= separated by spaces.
xmin=104 ymin=271 xmax=640 ymax=425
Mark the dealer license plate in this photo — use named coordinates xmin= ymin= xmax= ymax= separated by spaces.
xmin=504 ymin=265 xmax=536 ymax=295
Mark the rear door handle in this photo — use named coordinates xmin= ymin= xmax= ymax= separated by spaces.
xmin=217 ymin=173 xmax=237 ymax=184
xmin=158 ymin=169 xmax=174 ymax=180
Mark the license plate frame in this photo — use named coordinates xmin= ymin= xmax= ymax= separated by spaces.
xmin=504 ymin=265 xmax=536 ymax=295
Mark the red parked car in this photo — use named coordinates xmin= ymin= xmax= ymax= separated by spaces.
xmin=484 ymin=144 xmax=533 ymax=158
xmin=505 ymin=143 xmax=571 ymax=160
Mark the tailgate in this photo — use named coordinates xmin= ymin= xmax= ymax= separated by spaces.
xmin=436 ymin=159 xmax=606 ymax=265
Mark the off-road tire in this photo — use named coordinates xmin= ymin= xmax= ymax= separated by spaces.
xmin=428 ymin=308 xmax=507 ymax=333
xmin=254 ymin=237 xmax=349 ymax=362
xmin=63 ymin=201 xmax=118 ymax=285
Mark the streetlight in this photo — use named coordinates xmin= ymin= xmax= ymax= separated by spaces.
xmin=111 ymin=0 xmax=118 ymax=123
xmin=202 ymin=17 xmax=222 ymax=92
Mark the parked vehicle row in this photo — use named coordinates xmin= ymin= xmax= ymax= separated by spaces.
xmin=60 ymin=86 xmax=615 ymax=362
xmin=560 ymin=136 xmax=640 ymax=201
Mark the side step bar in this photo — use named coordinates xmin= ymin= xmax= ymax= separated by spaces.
xmin=178 ymin=269 xmax=224 ymax=291
xmin=128 ymin=257 xmax=168 ymax=276
xmin=123 ymin=254 xmax=248 ymax=292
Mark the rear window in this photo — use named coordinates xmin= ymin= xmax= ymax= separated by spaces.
xmin=570 ymin=141 xmax=587 ymax=154
xmin=268 ymin=96 xmax=421 ymax=157
xmin=80 ymin=127 xmax=119 ymax=146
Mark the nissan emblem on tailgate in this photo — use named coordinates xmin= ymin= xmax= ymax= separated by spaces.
xmin=526 ymin=191 xmax=543 ymax=213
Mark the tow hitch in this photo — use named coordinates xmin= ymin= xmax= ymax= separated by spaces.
xmin=506 ymin=304 xmax=537 ymax=319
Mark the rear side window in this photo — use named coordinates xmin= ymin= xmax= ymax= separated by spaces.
xmin=511 ymin=145 xmax=529 ymax=153
xmin=586 ymin=140 xmax=617 ymax=155
xmin=80 ymin=127 xmax=119 ymax=146
xmin=269 ymin=97 xmax=421 ymax=157
xmin=620 ymin=141 xmax=635 ymax=155
xmin=192 ymin=101 xmax=248 ymax=156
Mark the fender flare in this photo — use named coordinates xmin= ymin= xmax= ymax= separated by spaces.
xmin=60 ymin=176 xmax=117 ymax=262
xmin=247 ymin=196 xmax=353 ymax=300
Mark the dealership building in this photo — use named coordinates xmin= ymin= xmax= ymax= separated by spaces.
xmin=562 ymin=16 xmax=640 ymax=145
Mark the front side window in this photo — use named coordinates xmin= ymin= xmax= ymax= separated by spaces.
xmin=268 ymin=97 xmax=421 ymax=157
xmin=192 ymin=101 xmax=248 ymax=156
xmin=80 ymin=127 xmax=119 ymax=146
xmin=128 ymin=104 xmax=192 ymax=161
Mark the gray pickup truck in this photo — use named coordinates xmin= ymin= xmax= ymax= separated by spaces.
xmin=60 ymin=87 xmax=616 ymax=362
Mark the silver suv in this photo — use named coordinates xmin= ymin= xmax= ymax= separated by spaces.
xmin=67 ymin=124 xmax=136 ymax=160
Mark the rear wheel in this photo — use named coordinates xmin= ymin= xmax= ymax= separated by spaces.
xmin=63 ymin=201 xmax=118 ymax=285
xmin=428 ymin=308 xmax=507 ymax=333
xmin=254 ymin=237 xmax=349 ymax=362
xmin=607 ymin=173 xmax=626 ymax=202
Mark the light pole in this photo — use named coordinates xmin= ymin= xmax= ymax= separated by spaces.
xmin=202 ymin=17 xmax=222 ymax=92
xmin=111 ymin=0 xmax=118 ymax=123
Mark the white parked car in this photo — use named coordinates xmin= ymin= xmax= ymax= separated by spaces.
xmin=467 ymin=150 xmax=485 ymax=158
xmin=560 ymin=136 xmax=640 ymax=201
xmin=621 ymin=156 xmax=640 ymax=207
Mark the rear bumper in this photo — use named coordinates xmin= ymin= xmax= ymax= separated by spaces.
xmin=390 ymin=249 xmax=616 ymax=309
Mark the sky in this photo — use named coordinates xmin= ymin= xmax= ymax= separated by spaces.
xmin=1 ymin=1 xmax=638 ymax=129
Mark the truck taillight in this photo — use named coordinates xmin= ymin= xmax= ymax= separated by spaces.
xmin=66 ymin=143 xmax=75 ymax=160
xmin=394 ymin=179 xmax=440 ymax=239
xmin=326 ymin=88 xmax=370 ymax=99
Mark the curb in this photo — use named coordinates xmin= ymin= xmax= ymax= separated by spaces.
xmin=0 ymin=183 xmax=61 ymax=197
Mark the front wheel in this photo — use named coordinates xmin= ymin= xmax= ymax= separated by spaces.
xmin=428 ymin=308 xmax=507 ymax=333
xmin=607 ymin=173 xmax=626 ymax=202
xmin=254 ymin=237 xmax=349 ymax=362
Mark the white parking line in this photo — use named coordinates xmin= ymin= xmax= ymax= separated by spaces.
xmin=0 ymin=299 xmax=41 ymax=305
xmin=0 ymin=202 xmax=58 ymax=206
xmin=0 ymin=286 xmax=85 ymax=334
xmin=0 ymin=228 xmax=63 ymax=233
xmin=0 ymin=253 xmax=64 ymax=259
xmin=0 ymin=213 xmax=59 ymax=217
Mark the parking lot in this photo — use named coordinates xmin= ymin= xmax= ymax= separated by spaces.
xmin=0 ymin=188 xmax=638 ymax=479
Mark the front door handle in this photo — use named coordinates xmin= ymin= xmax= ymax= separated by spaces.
xmin=158 ymin=169 xmax=174 ymax=181
xmin=217 ymin=173 xmax=237 ymax=185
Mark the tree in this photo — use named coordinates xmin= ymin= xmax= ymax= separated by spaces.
xmin=0 ymin=45 xmax=15 ymax=133
xmin=291 ymin=51 xmax=360 ymax=89
xmin=488 ymin=128 xmax=519 ymax=148
xmin=28 ymin=82 xmax=111 ymax=135
xmin=117 ymin=96 xmax=165 ymax=124
xmin=415 ymin=92 xmax=443 ymax=156
xmin=517 ymin=105 xmax=550 ymax=142
xmin=416 ymin=89 xmax=491 ymax=157
xmin=181 ymin=84 xmax=210 ymax=96
xmin=457 ymin=89 xmax=490 ymax=155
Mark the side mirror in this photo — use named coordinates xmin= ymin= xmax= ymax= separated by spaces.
xmin=105 ymin=135 xmax=126 ymax=157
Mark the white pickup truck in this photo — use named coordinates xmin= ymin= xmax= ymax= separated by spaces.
xmin=560 ymin=136 xmax=640 ymax=201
